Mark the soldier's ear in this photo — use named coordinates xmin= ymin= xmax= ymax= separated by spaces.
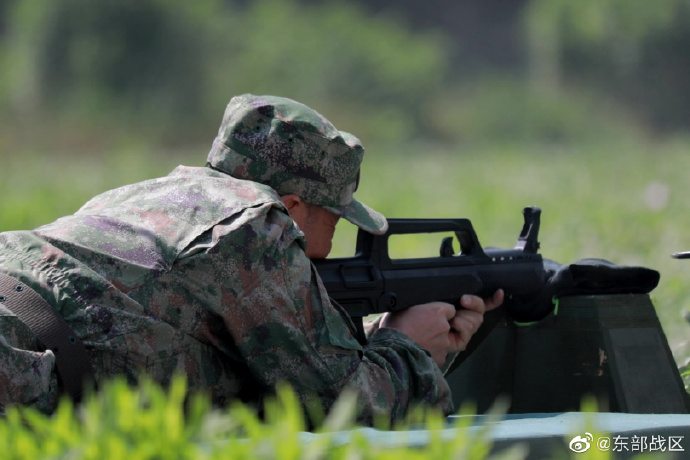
xmin=280 ymin=194 xmax=302 ymax=210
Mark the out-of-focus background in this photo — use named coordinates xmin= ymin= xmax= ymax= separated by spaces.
xmin=2 ymin=0 xmax=690 ymax=365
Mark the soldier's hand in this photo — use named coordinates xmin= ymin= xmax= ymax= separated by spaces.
xmin=448 ymin=289 xmax=504 ymax=355
xmin=380 ymin=289 xmax=504 ymax=367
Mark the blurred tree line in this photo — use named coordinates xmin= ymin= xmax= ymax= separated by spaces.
xmin=0 ymin=0 xmax=689 ymax=151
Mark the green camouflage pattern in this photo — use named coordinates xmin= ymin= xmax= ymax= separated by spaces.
xmin=0 ymin=166 xmax=450 ymax=422
xmin=207 ymin=94 xmax=388 ymax=235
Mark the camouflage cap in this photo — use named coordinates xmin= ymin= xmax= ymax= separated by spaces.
xmin=207 ymin=94 xmax=388 ymax=235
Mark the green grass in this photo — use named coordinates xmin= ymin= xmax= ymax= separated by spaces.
xmin=0 ymin=376 xmax=504 ymax=460
xmin=2 ymin=139 xmax=689 ymax=362
xmin=3 ymin=376 xmax=672 ymax=459
xmin=3 ymin=375 xmax=643 ymax=460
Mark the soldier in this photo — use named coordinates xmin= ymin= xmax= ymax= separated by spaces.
xmin=0 ymin=94 xmax=503 ymax=423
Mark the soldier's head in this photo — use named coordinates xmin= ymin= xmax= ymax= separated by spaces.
xmin=206 ymin=94 xmax=387 ymax=256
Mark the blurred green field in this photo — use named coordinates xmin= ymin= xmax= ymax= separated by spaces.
xmin=2 ymin=140 xmax=690 ymax=364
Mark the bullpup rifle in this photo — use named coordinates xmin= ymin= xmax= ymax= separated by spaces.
xmin=313 ymin=206 xmax=549 ymax=345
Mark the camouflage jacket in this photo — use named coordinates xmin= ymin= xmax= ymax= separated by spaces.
xmin=0 ymin=166 xmax=451 ymax=422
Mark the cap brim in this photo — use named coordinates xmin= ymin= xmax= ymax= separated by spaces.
xmin=324 ymin=198 xmax=388 ymax=235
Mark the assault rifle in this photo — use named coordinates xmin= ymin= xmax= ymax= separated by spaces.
xmin=313 ymin=206 xmax=549 ymax=346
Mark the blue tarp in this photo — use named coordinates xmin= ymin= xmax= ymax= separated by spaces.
xmin=300 ymin=412 xmax=690 ymax=459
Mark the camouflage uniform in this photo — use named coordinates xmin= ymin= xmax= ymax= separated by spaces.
xmin=0 ymin=95 xmax=451 ymax=422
